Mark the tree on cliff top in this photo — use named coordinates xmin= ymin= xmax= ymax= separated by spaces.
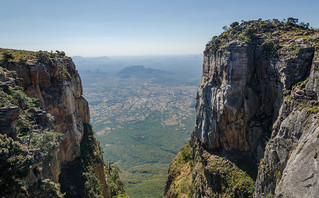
xmin=2 ymin=52 xmax=14 ymax=62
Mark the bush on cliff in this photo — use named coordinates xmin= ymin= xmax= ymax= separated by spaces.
xmin=36 ymin=51 xmax=53 ymax=67
xmin=1 ymin=52 xmax=14 ymax=62
xmin=106 ymin=161 xmax=126 ymax=197
xmin=0 ymin=134 xmax=31 ymax=197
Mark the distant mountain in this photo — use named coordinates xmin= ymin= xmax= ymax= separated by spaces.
xmin=72 ymin=55 xmax=203 ymax=77
xmin=117 ymin=65 xmax=173 ymax=79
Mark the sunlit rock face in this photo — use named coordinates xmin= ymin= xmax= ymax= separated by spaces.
xmin=11 ymin=58 xmax=90 ymax=163
xmin=194 ymin=41 xmax=313 ymax=157
xmin=4 ymin=56 xmax=110 ymax=197
xmin=187 ymin=20 xmax=319 ymax=198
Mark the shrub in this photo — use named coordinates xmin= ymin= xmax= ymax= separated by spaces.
xmin=28 ymin=179 xmax=64 ymax=198
xmin=18 ymin=58 xmax=27 ymax=65
xmin=56 ymin=50 xmax=66 ymax=57
xmin=31 ymin=130 xmax=64 ymax=165
xmin=262 ymin=40 xmax=278 ymax=59
xmin=287 ymin=17 xmax=299 ymax=25
xmin=10 ymin=89 xmax=38 ymax=109
xmin=0 ymin=134 xmax=31 ymax=197
xmin=106 ymin=161 xmax=126 ymax=197
xmin=230 ymin=21 xmax=239 ymax=29
xmin=0 ymin=89 xmax=14 ymax=107
xmin=61 ymin=65 xmax=71 ymax=78
xmin=83 ymin=167 xmax=103 ymax=198
xmin=2 ymin=52 xmax=14 ymax=62
xmin=180 ymin=143 xmax=192 ymax=162
xmin=36 ymin=51 xmax=53 ymax=67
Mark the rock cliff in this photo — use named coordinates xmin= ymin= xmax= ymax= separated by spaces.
xmin=0 ymin=50 xmax=111 ymax=197
xmin=165 ymin=19 xmax=319 ymax=198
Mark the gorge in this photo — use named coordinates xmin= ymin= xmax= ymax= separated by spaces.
xmin=1 ymin=18 xmax=319 ymax=198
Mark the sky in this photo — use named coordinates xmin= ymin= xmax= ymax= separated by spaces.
xmin=1 ymin=0 xmax=319 ymax=56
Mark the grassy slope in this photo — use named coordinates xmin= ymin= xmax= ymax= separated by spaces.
xmin=164 ymin=143 xmax=193 ymax=198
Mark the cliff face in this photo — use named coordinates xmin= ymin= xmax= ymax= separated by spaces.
xmin=0 ymin=50 xmax=111 ymax=197
xmin=254 ymin=51 xmax=319 ymax=197
xmin=10 ymin=57 xmax=89 ymax=163
xmin=165 ymin=19 xmax=319 ymax=198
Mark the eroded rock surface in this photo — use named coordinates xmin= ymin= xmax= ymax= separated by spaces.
xmin=166 ymin=19 xmax=319 ymax=198
xmin=0 ymin=52 xmax=111 ymax=197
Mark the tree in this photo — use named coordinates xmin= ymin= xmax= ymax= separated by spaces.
xmin=230 ymin=21 xmax=239 ymax=29
xmin=18 ymin=58 xmax=27 ymax=65
xmin=36 ymin=51 xmax=54 ymax=67
xmin=56 ymin=50 xmax=66 ymax=57
xmin=287 ymin=17 xmax=299 ymax=25
xmin=31 ymin=130 xmax=64 ymax=165
xmin=106 ymin=162 xmax=125 ymax=197
xmin=0 ymin=134 xmax=31 ymax=197
xmin=28 ymin=179 xmax=64 ymax=198
xmin=83 ymin=167 xmax=103 ymax=198
xmin=2 ymin=52 xmax=14 ymax=62
xmin=299 ymin=22 xmax=310 ymax=29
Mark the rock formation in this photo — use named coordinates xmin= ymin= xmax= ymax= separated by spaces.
xmin=165 ymin=19 xmax=319 ymax=198
xmin=0 ymin=50 xmax=111 ymax=197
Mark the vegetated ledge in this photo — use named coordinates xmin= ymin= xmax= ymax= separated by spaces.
xmin=165 ymin=18 xmax=319 ymax=198
xmin=205 ymin=18 xmax=319 ymax=55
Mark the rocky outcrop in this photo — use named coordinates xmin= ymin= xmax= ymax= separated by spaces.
xmin=0 ymin=107 xmax=19 ymax=137
xmin=254 ymin=51 xmax=319 ymax=197
xmin=195 ymin=39 xmax=313 ymax=159
xmin=166 ymin=19 xmax=319 ymax=198
xmin=8 ymin=58 xmax=89 ymax=163
xmin=0 ymin=50 xmax=111 ymax=197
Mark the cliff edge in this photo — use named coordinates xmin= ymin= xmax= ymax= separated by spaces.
xmin=165 ymin=18 xmax=319 ymax=198
xmin=0 ymin=49 xmax=111 ymax=197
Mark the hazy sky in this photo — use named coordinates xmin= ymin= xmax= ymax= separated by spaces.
xmin=1 ymin=0 xmax=318 ymax=56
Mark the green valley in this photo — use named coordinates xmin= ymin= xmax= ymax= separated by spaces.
xmin=77 ymin=56 xmax=201 ymax=197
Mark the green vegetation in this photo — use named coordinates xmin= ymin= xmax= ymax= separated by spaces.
xmin=0 ymin=86 xmax=40 ymax=138
xmin=95 ymin=111 xmax=194 ymax=197
xmin=0 ymin=88 xmax=15 ymax=107
xmin=18 ymin=57 xmax=27 ymax=65
xmin=30 ymin=130 xmax=64 ymax=165
xmin=204 ymin=154 xmax=255 ymax=198
xmin=165 ymin=143 xmax=194 ymax=197
xmin=79 ymin=124 xmax=105 ymax=198
xmin=206 ymin=18 xmax=319 ymax=55
xmin=61 ymin=65 xmax=71 ymax=78
xmin=179 ymin=143 xmax=193 ymax=169
xmin=0 ymin=52 xmax=70 ymax=197
xmin=60 ymin=124 xmax=109 ymax=198
xmin=10 ymin=88 xmax=38 ymax=109
xmin=0 ymin=134 xmax=31 ymax=197
xmin=83 ymin=167 xmax=103 ymax=198
xmin=2 ymin=51 xmax=14 ymax=62
xmin=36 ymin=51 xmax=54 ymax=67
xmin=82 ymin=67 xmax=197 ymax=197
xmin=28 ymin=179 xmax=64 ymax=198
xmin=265 ymin=194 xmax=275 ymax=198
xmin=55 ymin=50 xmax=66 ymax=57
xmin=106 ymin=162 xmax=126 ymax=197
xmin=0 ymin=48 xmax=67 ymax=65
